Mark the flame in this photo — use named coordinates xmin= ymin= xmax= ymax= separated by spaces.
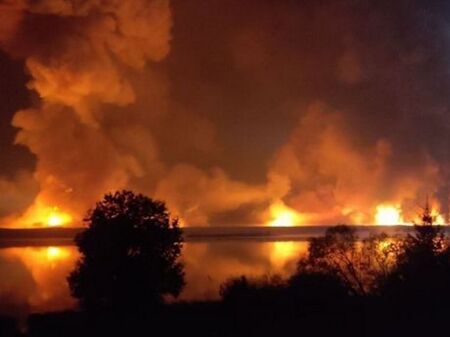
xmin=268 ymin=201 xmax=302 ymax=227
xmin=374 ymin=204 xmax=404 ymax=226
xmin=13 ymin=202 xmax=73 ymax=228
xmin=411 ymin=208 xmax=446 ymax=225
xmin=45 ymin=209 xmax=72 ymax=227
xmin=431 ymin=210 xmax=446 ymax=225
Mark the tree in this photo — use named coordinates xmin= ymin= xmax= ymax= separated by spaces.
xmin=220 ymin=275 xmax=285 ymax=305
xmin=68 ymin=190 xmax=185 ymax=313
xmin=288 ymin=271 xmax=350 ymax=304
xmin=295 ymin=225 xmax=398 ymax=296
xmin=379 ymin=204 xmax=450 ymax=305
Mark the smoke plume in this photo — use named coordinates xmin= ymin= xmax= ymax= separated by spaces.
xmin=1 ymin=0 xmax=450 ymax=226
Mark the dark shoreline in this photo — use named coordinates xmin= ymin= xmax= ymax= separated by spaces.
xmin=1 ymin=225 xmax=447 ymax=247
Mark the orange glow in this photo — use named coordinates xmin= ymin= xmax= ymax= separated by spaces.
xmin=432 ymin=210 xmax=446 ymax=225
xmin=179 ymin=241 xmax=309 ymax=301
xmin=268 ymin=202 xmax=302 ymax=227
xmin=45 ymin=209 xmax=72 ymax=227
xmin=46 ymin=247 xmax=70 ymax=260
xmin=376 ymin=237 xmax=397 ymax=253
xmin=375 ymin=204 xmax=404 ymax=225
xmin=270 ymin=241 xmax=306 ymax=266
xmin=411 ymin=208 xmax=446 ymax=225
xmin=2 ymin=246 xmax=78 ymax=311
xmin=13 ymin=203 xmax=73 ymax=228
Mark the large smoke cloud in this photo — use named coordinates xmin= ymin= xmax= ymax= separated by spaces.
xmin=1 ymin=0 xmax=450 ymax=226
xmin=269 ymin=102 xmax=442 ymax=224
xmin=0 ymin=0 xmax=174 ymax=223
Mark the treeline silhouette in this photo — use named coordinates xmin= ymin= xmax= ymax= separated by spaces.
xmin=219 ymin=205 xmax=450 ymax=337
xmin=2 ymin=191 xmax=450 ymax=337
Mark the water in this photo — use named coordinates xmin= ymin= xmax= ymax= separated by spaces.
xmin=0 ymin=239 xmax=308 ymax=319
xmin=0 ymin=225 xmax=438 ymax=319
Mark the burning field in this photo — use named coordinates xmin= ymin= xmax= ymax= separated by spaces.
xmin=0 ymin=0 xmax=449 ymax=228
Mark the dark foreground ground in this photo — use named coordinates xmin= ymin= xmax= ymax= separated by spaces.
xmin=1 ymin=298 xmax=446 ymax=337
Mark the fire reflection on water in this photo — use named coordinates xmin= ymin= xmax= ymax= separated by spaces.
xmin=0 ymin=241 xmax=308 ymax=315
xmin=0 ymin=246 xmax=79 ymax=315
xmin=177 ymin=241 xmax=308 ymax=301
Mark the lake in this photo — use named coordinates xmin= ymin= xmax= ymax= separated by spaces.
xmin=0 ymin=240 xmax=309 ymax=321
xmin=0 ymin=225 xmax=430 ymax=321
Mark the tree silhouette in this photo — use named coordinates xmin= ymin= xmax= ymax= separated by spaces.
xmin=295 ymin=225 xmax=399 ymax=296
xmin=288 ymin=271 xmax=350 ymax=304
xmin=68 ymin=190 xmax=184 ymax=313
xmin=220 ymin=275 xmax=285 ymax=305
xmin=379 ymin=204 xmax=450 ymax=305
xmin=299 ymin=225 xmax=366 ymax=295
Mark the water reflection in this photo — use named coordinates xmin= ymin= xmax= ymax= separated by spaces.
xmin=0 ymin=246 xmax=78 ymax=316
xmin=0 ymin=241 xmax=308 ymax=316
xmin=181 ymin=241 xmax=307 ymax=301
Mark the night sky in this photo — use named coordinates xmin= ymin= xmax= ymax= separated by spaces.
xmin=1 ymin=0 xmax=450 ymax=226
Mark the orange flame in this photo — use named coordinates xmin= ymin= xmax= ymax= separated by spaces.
xmin=432 ymin=211 xmax=446 ymax=225
xmin=267 ymin=201 xmax=303 ymax=227
xmin=13 ymin=201 xmax=73 ymax=228
xmin=374 ymin=204 xmax=404 ymax=226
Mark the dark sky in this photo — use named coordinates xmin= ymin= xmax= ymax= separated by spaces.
xmin=1 ymin=0 xmax=450 ymax=225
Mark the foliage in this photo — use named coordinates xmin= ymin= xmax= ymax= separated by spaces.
xmin=295 ymin=225 xmax=399 ymax=295
xmin=294 ymin=213 xmax=450 ymax=305
xmin=379 ymin=222 xmax=450 ymax=304
xmin=68 ymin=190 xmax=184 ymax=312
xmin=288 ymin=271 xmax=350 ymax=304
xmin=220 ymin=275 xmax=285 ymax=304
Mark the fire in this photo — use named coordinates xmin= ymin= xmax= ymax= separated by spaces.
xmin=374 ymin=204 xmax=404 ymax=226
xmin=46 ymin=209 xmax=72 ymax=227
xmin=14 ymin=202 xmax=73 ymax=228
xmin=412 ymin=207 xmax=446 ymax=225
xmin=268 ymin=201 xmax=302 ymax=227
xmin=431 ymin=210 xmax=446 ymax=225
